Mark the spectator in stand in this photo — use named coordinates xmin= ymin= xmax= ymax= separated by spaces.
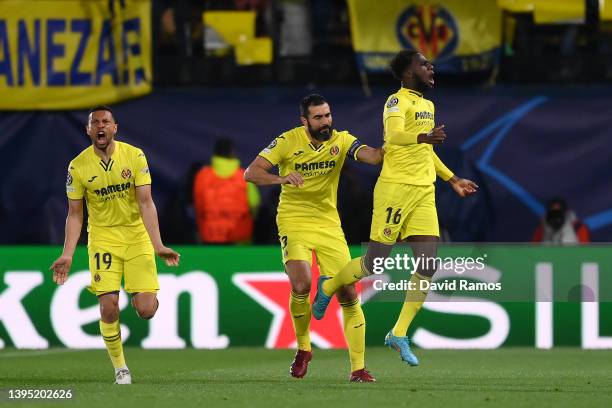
xmin=193 ymin=138 xmax=260 ymax=243
xmin=532 ymin=198 xmax=590 ymax=244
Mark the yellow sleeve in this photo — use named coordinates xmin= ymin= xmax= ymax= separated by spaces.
xmin=383 ymin=94 xmax=407 ymax=119
xmin=385 ymin=116 xmax=420 ymax=145
xmin=383 ymin=95 xmax=421 ymax=145
xmin=66 ymin=162 xmax=83 ymax=200
xmin=134 ymin=149 xmax=152 ymax=186
xmin=258 ymin=134 xmax=290 ymax=166
xmin=433 ymin=151 xmax=454 ymax=181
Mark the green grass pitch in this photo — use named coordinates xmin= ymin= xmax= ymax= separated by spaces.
xmin=1 ymin=348 xmax=611 ymax=407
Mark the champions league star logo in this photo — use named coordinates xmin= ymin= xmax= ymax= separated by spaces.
xmin=233 ymin=253 xmax=379 ymax=349
xmin=396 ymin=5 xmax=458 ymax=62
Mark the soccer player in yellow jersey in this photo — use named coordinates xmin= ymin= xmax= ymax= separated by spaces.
xmin=49 ymin=106 xmax=180 ymax=384
xmin=313 ymin=51 xmax=478 ymax=366
xmin=244 ymin=94 xmax=383 ymax=382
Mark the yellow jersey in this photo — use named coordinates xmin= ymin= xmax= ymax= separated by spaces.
xmin=381 ymin=87 xmax=452 ymax=185
xmin=258 ymin=126 xmax=365 ymax=229
xmin=66 ymin=141 xmax=152 ymax=245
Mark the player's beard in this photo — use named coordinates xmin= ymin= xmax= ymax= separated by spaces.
xmin=309 ymin=123 xmax=332 ymax=141
xmin=414 ymin=76 xmax=430 ymax=93
xmin=414 ymin=73 xmax=434 ymax=93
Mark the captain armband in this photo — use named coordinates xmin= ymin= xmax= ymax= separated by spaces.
xmin=347 ymin=140 xmax=366 ymax=161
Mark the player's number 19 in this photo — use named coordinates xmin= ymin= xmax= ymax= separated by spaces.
xmin=94 ymin=252 xmax=112 ymax=270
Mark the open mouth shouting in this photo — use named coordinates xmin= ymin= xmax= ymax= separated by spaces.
xmin=428 ymin=72 xmax=435 ymax=87
xmin=96 ymin=130 xmax=108 ymax=146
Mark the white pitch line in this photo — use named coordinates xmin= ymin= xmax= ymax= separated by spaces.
xmin=0 ymin=349 xmax=90 ymax=358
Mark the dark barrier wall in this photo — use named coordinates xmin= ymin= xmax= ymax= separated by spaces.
xmin=1 ymin=87 xmax=610 ymax=243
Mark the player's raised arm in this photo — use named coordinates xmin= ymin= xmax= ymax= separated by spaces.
xmin=135 ymin=185 xmax=180 ymax=266
xmin=49 ymin=198 xmax=84 ymax=285
xmin=244 ymin=156 xmax=304 ymax=187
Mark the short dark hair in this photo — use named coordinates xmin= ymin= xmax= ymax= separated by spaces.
xmin=213 ymin=138 xmax=234 ymax=158
xmin=546 ymin=197 xmax=568 ymax=213
xmin=300 ymin=94 xmax=327 ymax=117
xmin=390 ymin=50 xmax=419 ymax=81
xmin=88 ymin=105 xmax=115 ymax=122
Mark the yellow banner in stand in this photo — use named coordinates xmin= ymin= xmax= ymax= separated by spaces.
xmin=0 ymin=0 xmax=152 ymax=110
xmin=347 ymin=0 xmax=501 ymax=72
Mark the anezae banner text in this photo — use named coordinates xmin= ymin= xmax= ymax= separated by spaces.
xmin=0 ymin=0 xmax=151 ymax=109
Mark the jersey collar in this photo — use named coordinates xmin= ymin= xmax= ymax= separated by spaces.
xmin=302 ymin=126 xmax=333 ymax=152
xmin=398 ymin=87 xmax=423 ymax=98
xmin=89 ymin=140 xmax=120 ymax=168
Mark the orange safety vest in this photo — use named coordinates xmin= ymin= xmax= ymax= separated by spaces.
xmin=193 ymin=166 xmax=253 ymax=243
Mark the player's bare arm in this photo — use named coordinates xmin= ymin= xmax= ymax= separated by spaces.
xmin=448 ymin=175 xmax=478 ymax=197
xmin=356 ymin=145 xmax=384 ymax=165
xmin=49 ymin=198 xmax=84 ymax=285
xmin=135 ymin=184 xmax=180 ymax=266
xmin=244 ymin=156 xmax=304 ymax=187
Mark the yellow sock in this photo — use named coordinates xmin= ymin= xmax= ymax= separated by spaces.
xmin=322 ymin=257 xmax=366 ymax=296
xmin=289 ymin=291 xmax=311 ymax=352
xmin=391 ymin=273 xmax=431 ymax=337
xmin=99 ymin=320 xmax=126 ymax=369
xmin=341 ymin=298 xmax=366 ymax=372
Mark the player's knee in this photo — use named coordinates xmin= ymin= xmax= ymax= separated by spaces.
xmin=100 ymin=307 xmax=119 ymax=322
xmin=362 ymin=255 xmax=376 ymax=276
xmin=418 ymin=268 xmax=437 ymax=278
xmin=417 ymin=261 xmax=438 ymax=277
xmin=137 ymin=308 xmax=156 ymax=320
xmin=135 ymin=298 xmax=158 ymax=320
xmin=291 ymin=280 xmax=311 ymax=295
xmin=99 ymin=298 xmax=119 ymax=322
xmin=337 ymin=285 xmax=358 ymax=303
xmin=364 ymin=243 xmax=392 ymax=276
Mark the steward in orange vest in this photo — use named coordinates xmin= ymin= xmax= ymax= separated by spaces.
xmin=193 ymin=139 xmax=260 ymax=243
